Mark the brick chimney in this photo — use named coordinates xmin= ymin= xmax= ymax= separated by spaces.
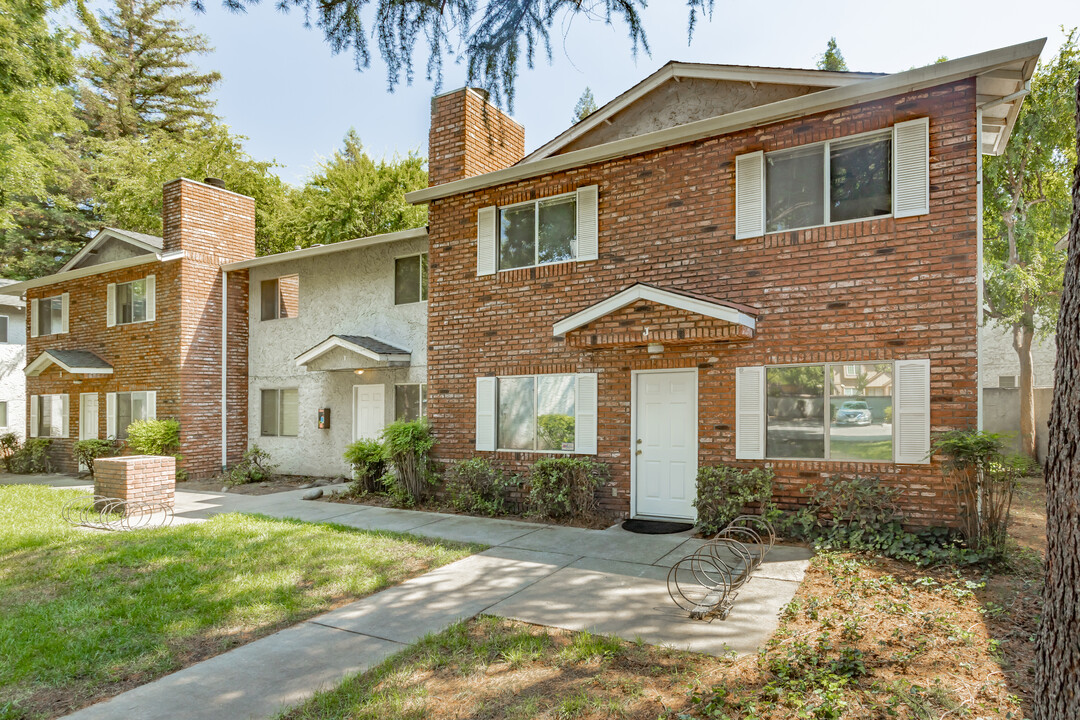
xmin=162 ymin=177 xmax=256 ymax=263
xmin=428 ymin=88 xmax=525 ymax=187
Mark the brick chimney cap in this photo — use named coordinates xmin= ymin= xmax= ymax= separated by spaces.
xmin=203 ymin=177 xmax=226 ymax=189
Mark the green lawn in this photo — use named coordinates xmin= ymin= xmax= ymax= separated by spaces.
xmin=0 ymin=485 xmax=476 ymax=720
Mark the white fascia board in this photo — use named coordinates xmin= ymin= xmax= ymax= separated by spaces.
xmin=25 ymin=353 xmax=114 ymax=377
xmin=552 ymin=285 xmax=756 ymax=336
xmin=0 ymin=252 xmax=182 ymax=296
xmin=59 ymin=228 xmax=162 ymax=273
xmin=409 ymin=38 xmax=1045 ymax=205
xmin=224 ymin=227 xmax=428 ymax=272
xmin=294 ymin=337 xmax=411 ymax=367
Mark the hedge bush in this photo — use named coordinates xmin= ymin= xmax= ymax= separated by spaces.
xmin=343 ymin=439 xmax=387 ymax=495
xmin=3 ymin=437 xmax=53 ymax=474
xmin=381 ymin=419 xmax=436 ymax=506
xmin=526 ymin=457 xmax=608 ymax=521
xmin=693 ymin=465 xmax=775 ymax=535
xmin=72 ymin=438 xmax=121 ymax=478
xmin=445 ymin=457 xmax=511 ymax=516
xmin=125 ymin=418 xmax=187 ymax=480
xmin=227 ymin=445 xmax=278 ymax=485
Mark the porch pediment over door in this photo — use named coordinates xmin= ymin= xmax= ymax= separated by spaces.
xmin=295 ymin=334 xmax=411 ymax=372
xmin=553 ymin=283 xmax=757 ymax=349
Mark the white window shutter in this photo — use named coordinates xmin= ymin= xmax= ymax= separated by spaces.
xmin=893 ymin=117 xmax=930 ymax=218
xmin=30 ymin=299 xmax=39 ymax=338
xmin=574 ymin=373 xmax=598 ymax=455
xmin=145 ymin=275 xmax=156 ymax=322
xmin=106 ymin=392 xmax=117 ymax=438
xmin=576 ymin=185 xmax=599 ymax=261
xmin=60 ymin=293 xmax=69 ymax=334
xmin=735 ymin=366 xmax=766 ymax=460
xmin=475 ymin=377 xmax=497 ymax=451
xmin=894 ymin=359 xmax=931 ymax=464
xmin=476 ymin=206 xmax=497 ymax=276
xmin=60 ymin=394 xmax=69 ymax=438
xmin=735 ymin=151 xmax=765 ymax=239
xmin=106 ymin=284 xmax=116 ymax=327
xmin=29 ymin=396 xmax=38 ymax=437
xmin=146 ymin=391 xmax=157 ymax=420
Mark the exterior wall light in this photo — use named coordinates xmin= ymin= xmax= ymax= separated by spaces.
xmin=354 ymin=369 xmax=365 ymax=375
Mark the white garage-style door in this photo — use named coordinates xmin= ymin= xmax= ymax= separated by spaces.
xmin=352 ymin=384 xmax=385 ymax=442
xmin=633 ymin=369 xmax=698 ymax=520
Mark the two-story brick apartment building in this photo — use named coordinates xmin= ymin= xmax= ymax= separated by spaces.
xmin=408 ymin=40 xmax=1044 ymax=524
xmin=1 ymin=179 xmax=251 ymax=476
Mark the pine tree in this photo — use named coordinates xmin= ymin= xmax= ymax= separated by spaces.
xmin=75 ymin=0 xmax=221 ymax=138
xmin=816 ymin=37 xmax=848 ymax=72
xmin=573 ymin=87 xmax=598 ymax=124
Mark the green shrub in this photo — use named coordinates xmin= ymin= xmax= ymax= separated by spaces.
xmin=445 ymin=457 xmax=512 ymax=516
xmin=72 ymin=438 xmax=121 ymax=478
xmin=526 ymin=457 xmax=608 ymax=521
xmin=693 ymin=465 xmax=775 ymax=535
xmin=0 ymin=432 xmax=20 ymax=471
xmin=125 ymin=418 xmax=187 ymax=480
xmin=343 ymin=439 xmax=387 ymax=495
xmin=381 ymin=419 xmax=435 ymax=505
xmin=5 ymin=438 xmax=53 ymax=474
xmin=227 ymin=445 xmax=278 ymax=485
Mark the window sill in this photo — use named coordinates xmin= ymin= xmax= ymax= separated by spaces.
xmin=496 ymin=448 xmax=579 ymax=455
xmin=765 ymin=457 xmax=896 ymax=465
xmin=259 ymin=316 xmax=298 ymax=323
xmin=114 ymin=319 xmax=154 ymax=327
xmin=393 ymin=300 xmax=428 ymax=306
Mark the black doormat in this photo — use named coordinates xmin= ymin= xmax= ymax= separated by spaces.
xmin=621 ymin=519 xmax=694 ymax=535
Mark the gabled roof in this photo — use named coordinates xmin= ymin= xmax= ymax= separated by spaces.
xmin=553 ymin=283 xmax=758 ymax=337
xmin=295 ymin=335 xmax=411 ymax=367
xmin=25 ymin=349 xmax=113 ymax=377
xmin=407 ymin=39 xmax=1045 ymax=205
xmin=60 ymin=227 xmax=164 ymax=273
xmin=222 ymin=227 xmax=428 ymax=271
xmin=524 ymin=62 xmax=884 ymax=163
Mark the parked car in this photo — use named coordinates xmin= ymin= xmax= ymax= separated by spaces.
xmin=835 ymin=401 xmax=872 ymax=426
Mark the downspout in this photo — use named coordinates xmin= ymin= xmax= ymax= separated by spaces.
xmin=976 ymin=106 xmax=984 ymax=432
xmin=221 ymin=268 xmax=228 ymax=472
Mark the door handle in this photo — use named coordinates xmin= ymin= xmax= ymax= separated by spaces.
xmin=635 ymin=449 xmax=643 ymax=456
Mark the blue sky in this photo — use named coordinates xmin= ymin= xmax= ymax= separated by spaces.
xmin=179 ymin=0 xmax=1075 ymax=185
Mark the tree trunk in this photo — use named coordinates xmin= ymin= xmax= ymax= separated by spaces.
xmin=1032 ymin=73 xmax=1080 ymax=720
xmin=1013 ymin=321 xmax=1038 ymax=458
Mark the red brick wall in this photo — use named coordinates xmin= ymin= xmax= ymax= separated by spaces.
xmin=425 ymin=80 xmax=980 ymax=526
xmin=428 ymin=88 xmax=525 ymax=186
xmin=95 ymin=455 xmax=175 ymax=509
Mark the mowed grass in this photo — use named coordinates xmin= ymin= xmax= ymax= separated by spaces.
xmin=0 ymin=485 xmax=477 ymax=720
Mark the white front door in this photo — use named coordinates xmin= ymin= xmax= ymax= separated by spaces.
xmin=352 ymin=384 xmax=385 ymax=441
xmin=634 ymin=369 xmax=698 ymax=520
xmin=79 ymin=393 xmax=99 ymax=441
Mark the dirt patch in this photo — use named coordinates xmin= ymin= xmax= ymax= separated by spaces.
xmin=1009 ymin=473 xmax=1047 ymax=553
xmin=181 ymin=474 xmax=344 ymax=496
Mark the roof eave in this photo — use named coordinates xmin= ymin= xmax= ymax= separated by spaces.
xmin=0 ymin=252 xmax=183 ymax=296
xmin=223 ymin=227 xmax=428 ymax=272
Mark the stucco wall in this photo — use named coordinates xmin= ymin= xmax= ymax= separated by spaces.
xmin=982 ymin=386 xmax=1053 ymax=462
xmin=246 ymin=235 xmax=428 ymax=477
xmin=0 ymin=304 xmax=26 ymax=438
xmin=978 ymin=324 xmax=1056 ymax=389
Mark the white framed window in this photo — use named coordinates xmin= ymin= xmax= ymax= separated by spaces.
xmin=844 ymin=364 xmax=857 ymax=377
xmin=260 ymin=275 xmax=298 ymax=321
xmin=394 ymin=254 xmax=428 ymax=304
xmin=32 ymin=294 xmax=67 ymax=337
xmin=30 ymin=394 xmax=68 ymax=438
xmin=115 ymin=278 xmax=148 ymax=324
xmin=0 ymin=401 xmax=7 ymax=428
xmin=0 ymin=315 xmax=7 ymax=343
xmin=261 ymin=388 xmax=299 ymax=437
xmin=496 ymin=374 xmax=578 ymax=452
xmin=735 ymin=119 xmax=929 ymax=239
xmin=107 ymin=391 xmax=156 ymax=440
xmin=735 ymin=360 xmax=928 ymax=464
xmin=394 ymin=383 xmax=427 ymax=421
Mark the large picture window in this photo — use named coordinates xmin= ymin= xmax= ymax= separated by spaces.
xmin=37 ymin=296 xmax=64 ymax=336
xmin=499 ymin=194 xmax=577 ymax=271
xmin=394 ymin=254 xmax=428 ymax=304
xmin=766 ymin=363 xmax=894 ymax=462
xmin=114 ymin=278 xmax=148 ymax=325
xmin=497 ymin=374 xmax=576 ymax=452
xmin=765 ymin=131 xmax=892 ymax=233
xmin=34 ymin=395 xmax=66 ymax=438
xmin=114 ymin=391 xmax=153 ymax=440
xmin=261 ymin=388 xmax=299 ymax=437
xmin=395 ymin=383 xmax=427 ymax=421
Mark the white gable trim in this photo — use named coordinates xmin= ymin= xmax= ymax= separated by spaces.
xmin=25 ymin=352 xmax=114 ymax=377
xmin=59 ymin=228 xmax=162 ymax=273
xmin=295 ymin=337 xmax=411 ymax=367
xmin=553 ymin=284 xmax=756 ymax=337
xmin=0 ymin=251 xmax=184 ymax=296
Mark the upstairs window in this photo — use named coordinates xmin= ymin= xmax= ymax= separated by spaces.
xmin=36 ymin=296 xmax=64 ymax=336
xmin=261 ymin=275 xmax=299 ymax=321
xmin=115 ymin=279 xmax=148 ymax=324
xmin=394 ymin=254 xmax=428 ymax=304
xmin=499 ymin=194 xmax=577 ymax=270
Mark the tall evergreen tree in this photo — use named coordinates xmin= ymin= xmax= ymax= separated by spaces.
xmin=816 ymin=37 xmax=848 ymax=72
xmin=75 ymin=0 xmax=221 ymax=138
xmin=572 ymin=87 xmax=598 ymax=124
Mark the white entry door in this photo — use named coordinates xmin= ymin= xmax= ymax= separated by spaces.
xmin=79 ymin=393 xmax=99 ymax=441
xmin=634 ymin=370 xmax=698 ymax=520
xmin=352 ymin=384 xmax=385 ymax=441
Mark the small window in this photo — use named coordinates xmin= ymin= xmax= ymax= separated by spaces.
xmin=260 ymin=276 xmax=299 ymax=321
xmin=394 ymin=254 xmax=428 ymax=304
xmin=37 ymin=296 xmax=63 ymax=336
xmin=394 ymin=383 xmax=428 ymax=421
xmin=829 ymin=135 xmax=892 ymax=222
xmin=261 ymin=388 xmax=299 ymax=437
xmin=497 ymin=374 xmax=576 ymax=452
xmin=114 ymin=391 xmax=153 ymax=440
xmin=766 ymin=146 xmax=825 ymax=233
xmin=0 ymin=401 xmax=7 ymax=428
xmin=499 ymin=194 xmax=578 ymax=271
xmin=114 ymin=279 xmax=148 ymax=325
xmin=0 ymin=315 xmax=7 ymax=343
xmin=35 ymin=395 xmax=65 ymax=438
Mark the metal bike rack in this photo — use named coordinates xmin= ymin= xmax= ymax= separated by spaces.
xmin=61 ymin=493 xmax=174 ymax=532
xmin=667 ymin=514 xmax=775 ymax=620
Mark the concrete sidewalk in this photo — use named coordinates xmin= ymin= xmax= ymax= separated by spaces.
xmin=34 ymin=480 xmax=811 ymax=720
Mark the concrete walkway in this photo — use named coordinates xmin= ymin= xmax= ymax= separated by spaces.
xmin=22 ymin=480 xmax=811 ymax=720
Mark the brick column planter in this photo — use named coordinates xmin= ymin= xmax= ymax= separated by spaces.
xmin=94 ymin=455 xmax=176 ymax=513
